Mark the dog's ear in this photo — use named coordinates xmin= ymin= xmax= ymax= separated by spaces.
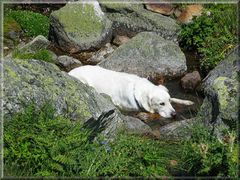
xmin=134 ymin=80 xmax=154 ymax=113
xmin=158 ymin=84 xmax=169 ymax=92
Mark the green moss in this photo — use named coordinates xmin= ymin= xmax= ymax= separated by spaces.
xmin=6 ymin=10 xmax=50 ymax=37
xmin=52 ymin=3 xmax=104 ymax=39
xmin=3 ymin=16 xmax=22 ymax=36
xmin=12 ymin=49 xmax=54 ymax=63
xmin=5 ymin=66 xmax=18 ymax=79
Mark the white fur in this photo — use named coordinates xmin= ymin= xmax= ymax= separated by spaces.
xmin=68 ymin=65 xmax=193 ymax=118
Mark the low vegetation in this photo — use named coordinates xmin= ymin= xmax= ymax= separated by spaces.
xmin=180 ymin=123 xmax=238 ymax=177
xmin=4 ymin=10 xmax=50 ymax=37
xmin=179 ymin=4 xmax=237 ymax=72
xmin=4 ymin=104 xmax=238 ymax=177
xmin=12 ymin=49 xmax=54 ymax=63
xmin=4 ymin=103 xmax=180 ymax=177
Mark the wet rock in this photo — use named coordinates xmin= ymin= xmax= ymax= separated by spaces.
xmin=181 ymin=71 xmax=201 ymax=92
xmin=56 ymin=55 xmax=82 ymax=72
xmin=177 ymin=5 xmax=203 ymax=24
xmin=197 ymin=46 xmax=238 ymax=135
xmin=145 ymin=3 xmax=175 ymax=16
xmin=100 ymin=2 xmax=180 ymax=41
xmin=87 ymin=43 xmax=115 ymax=64
xmin=99 ymin=32 xmax=187 ymax=79
xmin=3 ymin=57 xmax=124 ymax=138
xmin=112 ymin=35 xmax=130 ymax=46
xmin=49 ymin=0 xmax=112 ymax=53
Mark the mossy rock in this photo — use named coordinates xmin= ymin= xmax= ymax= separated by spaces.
xmin=198 ymin=46 xmax=239 ymax=131
xmin=7 ymin=35 xmax=56 ymax=63
xmin=212 ymin=77 xmax=238 ymax=128
xmin=49 ymin=1 xmax=112 ymax=53
xmin=3 ymin=57 xmax=124 ymax=138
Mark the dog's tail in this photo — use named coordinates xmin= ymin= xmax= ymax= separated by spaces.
xmin=170 ymin=98 xmax=194 ymax=105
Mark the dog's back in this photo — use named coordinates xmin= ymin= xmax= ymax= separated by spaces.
xmin=68 ymin=65 xmax=145 ymax=110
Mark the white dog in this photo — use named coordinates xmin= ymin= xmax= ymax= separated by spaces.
xmin=68 ymin=65 xmax=194 ymax=118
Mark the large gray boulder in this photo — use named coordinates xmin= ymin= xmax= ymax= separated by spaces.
xmin=99 ymin=32 xmax=187 ymax=79
xmin=3 ymin=57 xmax=124 ymax=138
xmin=99 ymin=1 xmax=180 ymax=40
xmin=197 ymin=46 xmax=239 ymax=135
xmin=49 ymin=0 xmax=112 ymax=53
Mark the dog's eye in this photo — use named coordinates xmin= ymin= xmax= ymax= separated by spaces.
xmin=160 ymin=102 xmax=165 ymax=106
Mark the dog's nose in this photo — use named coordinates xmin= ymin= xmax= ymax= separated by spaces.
xmin=171 ymin=111 xmax=177 ymax=118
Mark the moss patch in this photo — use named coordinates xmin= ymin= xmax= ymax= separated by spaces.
xmin=12 ymin=49 xmax=54 ymax=63
xmin=6 ymin=10 xmax=50 ymax=37
xmin=3 ymin=16 xmax=22 ymax=36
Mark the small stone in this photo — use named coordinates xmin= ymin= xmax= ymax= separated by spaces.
xmin=181 ymin=71 xmax=201 ymax=92
xmin=113 ymin=35 xmax=130 ymax=46
xmin=56 ymin=55 xmax=82 ymax=72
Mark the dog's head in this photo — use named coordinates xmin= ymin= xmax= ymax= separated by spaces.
xmin=135 ymin=82 xmax=176 ymax=118
xmin=148 ymin=85 xmax=176 ymax=118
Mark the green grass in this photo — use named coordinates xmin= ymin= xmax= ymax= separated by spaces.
xmin=5 ymin=10 xmax=50 ymax=37
xmin=4 ymin=103 xmax=180 ymax=177
xmin=12 ymin=49 xmax=54 ymax=63
xmin=4 ymin=103 xmax=238 ymax=177
xmin=179 ymin=4 xmax=238 ymax=72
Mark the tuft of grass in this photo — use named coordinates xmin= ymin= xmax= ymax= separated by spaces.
xmin=179 ymin=4 xmax=238 ymax=72
xmin=12 ymin=49 xmax=54 ymax=63
xmin=5 ymin=10 xmax=50 ymax=37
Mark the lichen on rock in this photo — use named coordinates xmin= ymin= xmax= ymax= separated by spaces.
xmin=212 ymin=77 xmax=238 ymax=127
xmin=99 ymin=31 xmax=187 ymax=79
xmin=197 ymin=46 xmax=239 ymax=133
xmin=49 ymin=0 xmax=112 ymax=53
